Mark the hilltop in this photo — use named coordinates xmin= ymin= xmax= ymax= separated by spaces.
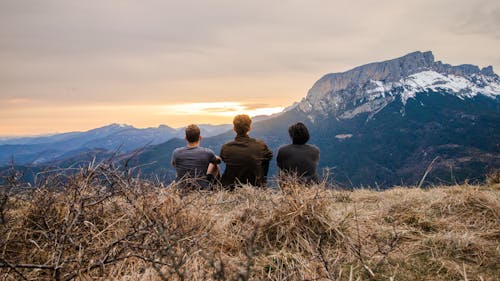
xmin=0 ymin=166 xmax=498 ymax=280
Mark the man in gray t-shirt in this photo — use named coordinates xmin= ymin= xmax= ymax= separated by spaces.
xmin=171 ymin=124 xmax=220 ymax=189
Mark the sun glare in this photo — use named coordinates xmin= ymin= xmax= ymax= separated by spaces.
xmin=159 ymin=102 xmax=284 ymax=117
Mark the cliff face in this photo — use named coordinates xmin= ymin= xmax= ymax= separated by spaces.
xmin=296 ymin=51 xmax=500 ymax=121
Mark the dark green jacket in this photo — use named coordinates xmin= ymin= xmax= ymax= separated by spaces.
xmin=220 ymin=134 xmax=273 ymax=188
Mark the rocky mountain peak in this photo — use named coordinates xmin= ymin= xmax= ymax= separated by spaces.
xmin=303 ymin=51 xmax=435 ymax=105
xmin=295 ymin=51 xmax=499 ymax=121
xmin=481 ymin=66 xmax=495 ymax=76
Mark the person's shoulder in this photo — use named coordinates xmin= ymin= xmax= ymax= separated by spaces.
xmin=198 ymin=146 xmax=216 ymax=154
xmin=252 ymin=137 xmax=269 ymax=146
xmin=305 ymin=144 xmax=320 ymax=153
xmin=220 ymin=140 xmax=235 ymax=153
xmin=277 ymin=144 xmax=293 ymax=152
xmin=221 ymin=140 xmax=234 ymax=148
xmin=172 ymin=146 xmax=187 ymax=154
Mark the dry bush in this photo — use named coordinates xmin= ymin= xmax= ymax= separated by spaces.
xmin=486 ymin=169 xmax=500 ymax=189
xmin=0 ymin=167 xmax=498 ymax=280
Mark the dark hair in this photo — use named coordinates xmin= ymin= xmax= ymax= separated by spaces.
xmin=288 ymin=122 xmax=310 ymax=145
xmin=233 ymin=114 xmax=252 ymax=135
xmin=185 ymin=124 xmax=201 ymax=143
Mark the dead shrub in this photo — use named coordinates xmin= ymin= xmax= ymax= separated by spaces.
xmin=0 ymin=166 xmax=498 ymax=280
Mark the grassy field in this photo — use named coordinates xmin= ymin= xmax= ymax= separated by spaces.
xmin=0 ymin=165 xmax=498 ymax=280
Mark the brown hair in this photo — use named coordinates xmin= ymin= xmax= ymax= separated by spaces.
xmin=185 ymin=124 xmax=201 ymax=143
xmin=233 ymin=114 xmax=252 ymax=135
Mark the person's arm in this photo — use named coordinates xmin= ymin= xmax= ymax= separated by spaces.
xmin=207 ymin=150 xmax=220 ymax=178
xmin=171 ymin=150 xmax=177 ymax=167
xmin=219 ymin=145 xmax=226 ymax=162
xmin=276 ymin=147 xmax=283 ymax=169
xmin=263 ymin=144 xmax=273 ymax=161
xmin=261 ymin=143 xmax=273 ymax=182
xmin=314 ymin=146 xmax=320 ymax=163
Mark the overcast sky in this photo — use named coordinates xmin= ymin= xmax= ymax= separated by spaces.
xmin=1 ymin=0 xmax=499 ymax=135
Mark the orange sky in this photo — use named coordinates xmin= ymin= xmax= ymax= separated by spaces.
xmin=1 ymin=0 xmax=499 ymax=136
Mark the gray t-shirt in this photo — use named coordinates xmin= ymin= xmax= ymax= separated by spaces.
xmin=171 ymin=146 xmax=217 ymax=186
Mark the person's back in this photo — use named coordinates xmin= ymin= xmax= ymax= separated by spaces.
xmin=171 ymin=124 xmax=219 ymax=189
xmin=220 ymin=115 xmax=273 ymax=188
xmin=172 ymin=146 xmax=217 ymax=182
xmin=277 ymin=122 xmax=320 ymax=184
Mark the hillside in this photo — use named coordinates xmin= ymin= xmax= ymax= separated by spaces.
xmin=0 ymin=166 xmax=498 ymax=280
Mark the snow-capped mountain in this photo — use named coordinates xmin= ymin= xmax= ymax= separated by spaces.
xmin=294 ymin=51 xmax=500 ymax=121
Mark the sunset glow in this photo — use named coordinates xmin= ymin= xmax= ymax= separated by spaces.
xmin=160 ymin=102 xmax=284 ymax=117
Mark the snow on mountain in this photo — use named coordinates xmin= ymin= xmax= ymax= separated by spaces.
xmin=367 ymin=70 xmax=500 ymax=106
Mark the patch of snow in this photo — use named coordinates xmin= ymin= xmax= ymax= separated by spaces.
xmin=400 ymin=70 xmax=500 ymax=104
xmin=366 ymin=71 xmax=500 ymax=105
xmin=335 ymin=134 xmax=353 ymax=139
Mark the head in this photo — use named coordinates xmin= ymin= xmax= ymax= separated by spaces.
xmin=288 ymin=122 xmax=310 ymax=145
xmin=185 ymin=124 xmax=201 ymax=143
xmin=233 ymin=114 xmax=252 ymax=135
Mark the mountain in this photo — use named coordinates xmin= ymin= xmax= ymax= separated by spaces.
xmin=254 ymin=51 xmax=500 ymax=186
xmin=130 ymin=51 xmax=500 ymax=187
xmin=0 ymin=124 xmax=135 ymax=165
xmin=292 ymin=51 xmax=499 ymax=122
xmin=0 ymin=123 xmax=232 ymax=165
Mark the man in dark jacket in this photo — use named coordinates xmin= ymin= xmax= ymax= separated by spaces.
xmin=277 ymin=122 xmax=320 ymax=184
xmin=220 ymin=114 xmax=273 ymax=188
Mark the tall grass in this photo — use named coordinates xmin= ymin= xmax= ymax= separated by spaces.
xmin=0 ymin=164 xmax=498 ymax=280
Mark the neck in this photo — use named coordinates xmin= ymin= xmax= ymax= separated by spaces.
xmin=187 ymin=142 xmax=199 ymax=147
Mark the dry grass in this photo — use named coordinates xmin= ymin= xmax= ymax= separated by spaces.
xmin=0 ymin=165 xmax=499 ymax=280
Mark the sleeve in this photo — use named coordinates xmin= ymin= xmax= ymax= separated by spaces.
xmin=262 ymin=142 xmax=273 ymax=161
xmin=276 ymin=147 xmax=283 ymax=169
xmin=220 ymin=145 xmax=227 ymax=162
xmin=171 ymin=149 xmax=177 ymax=167
xmin=207 ymin=148 xmax=217 ymax=164
xmin=261 ymin=142 xmax=273 ymax=180
xmin=314 ymin=146 xmax=320 ymax=162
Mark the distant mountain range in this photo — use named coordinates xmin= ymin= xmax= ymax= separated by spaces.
xmin=0 ymin=123 xmax=232 ymax=165
xmin=3 ymin=51 xmax=499 ymax=187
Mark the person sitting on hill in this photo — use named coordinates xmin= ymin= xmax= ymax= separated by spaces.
xmin=171 ymin=124 xmax=220 ymax=189
xmin=220 ymin=114 xmax=273 ymax=189
xmin=277 ymin=122 xmax=320 ymax=184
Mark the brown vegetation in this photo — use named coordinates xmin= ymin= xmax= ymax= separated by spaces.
xmin=0 ymin=165 xmax=499 ymax=280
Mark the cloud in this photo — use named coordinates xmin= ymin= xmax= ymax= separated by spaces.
xmin=158 ymin=102 xmax=283 ymax=117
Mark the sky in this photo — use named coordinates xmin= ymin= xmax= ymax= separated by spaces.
xmin=1 ymin=0 xmax=499 ymax=136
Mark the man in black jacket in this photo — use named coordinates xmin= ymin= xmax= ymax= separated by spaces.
xmin=277 ymin=122 xmax=320 ymax=184
xmin=220 ymin=114 xmax=273 ymax=189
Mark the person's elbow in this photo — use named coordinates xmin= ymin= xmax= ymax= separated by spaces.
xmin=214 ymin=155 xmax=222 ymax=164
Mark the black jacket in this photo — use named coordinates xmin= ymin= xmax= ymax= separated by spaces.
xmin=277 ymin=144 xmax=320 ymax=184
